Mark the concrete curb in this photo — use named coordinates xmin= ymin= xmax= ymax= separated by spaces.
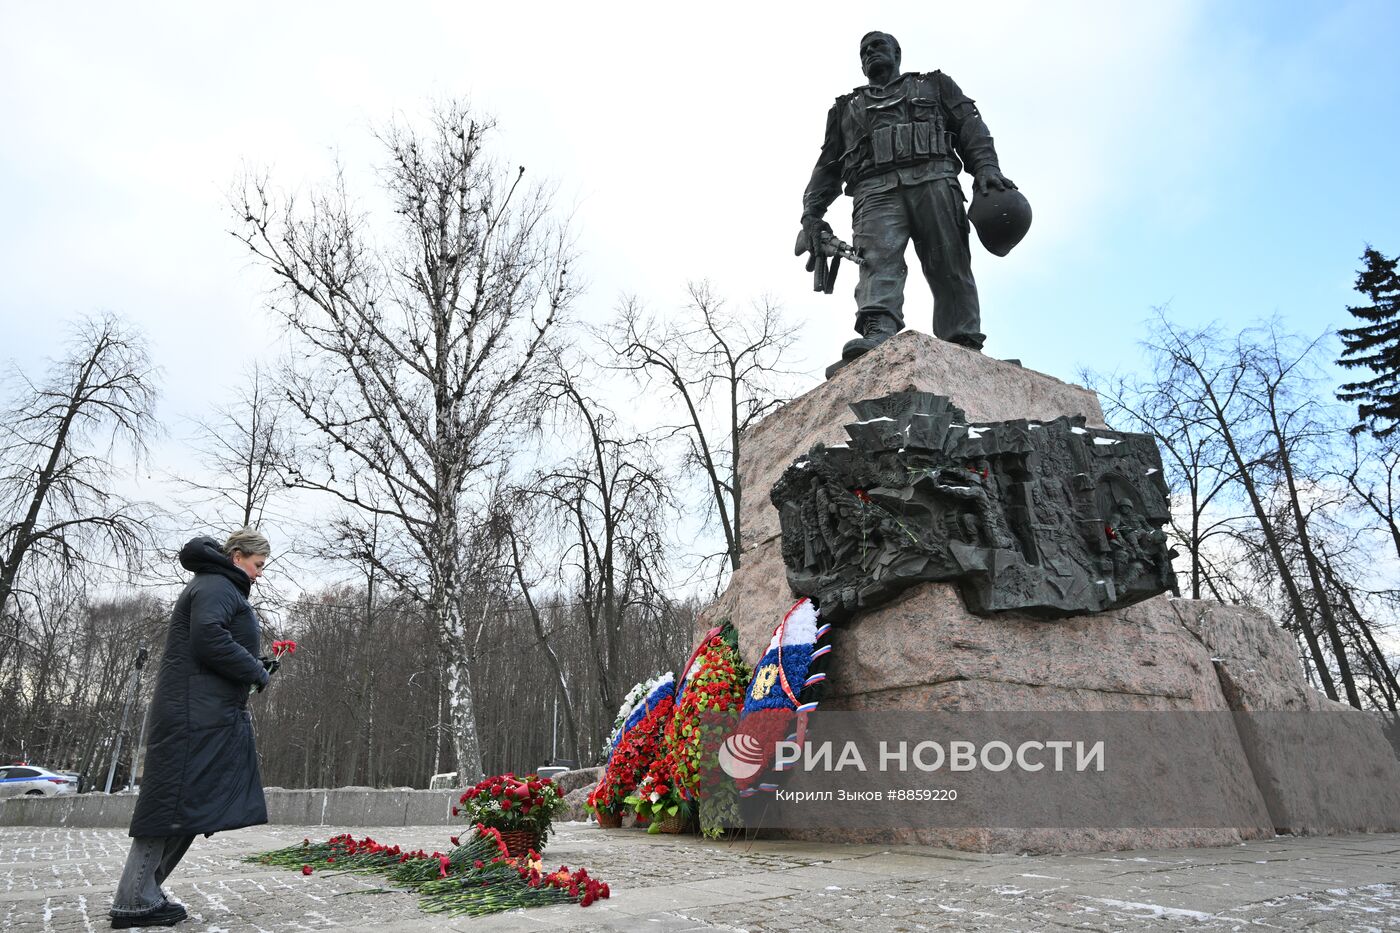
xmin=0 ymin=788 xmax=461 ymax=829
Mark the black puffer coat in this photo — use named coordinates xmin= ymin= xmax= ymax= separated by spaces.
xmin=129 ymin=537 xmax=271 ymax=837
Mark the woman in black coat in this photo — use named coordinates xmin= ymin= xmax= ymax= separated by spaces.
xmin=110 ymin=530 xmax=274 ymax=928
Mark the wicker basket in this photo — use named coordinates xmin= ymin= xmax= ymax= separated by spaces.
xmin=595 ymin=810 xmax=623 ymax=829
xmin=654 ymin=812 xmax=687 ymax=834
xmin=496 ymin=828 xmax=542 ymax=858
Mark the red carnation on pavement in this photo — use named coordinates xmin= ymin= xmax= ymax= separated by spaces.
xmin=301 ymin=865 xmax=312 ymax=875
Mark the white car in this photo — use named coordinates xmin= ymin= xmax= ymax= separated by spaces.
xmin=0 ymin=766 xmax=78 ymax=797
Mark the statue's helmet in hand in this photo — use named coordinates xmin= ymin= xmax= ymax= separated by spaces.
xmin=968 ymin=186 xmax=1033 ymax=257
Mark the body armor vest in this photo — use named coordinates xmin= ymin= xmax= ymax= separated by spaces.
xmin=837 ymin=72 xmax=959 ymax=186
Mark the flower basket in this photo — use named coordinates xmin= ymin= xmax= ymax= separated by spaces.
xmin=454 ymin=774 xmax=565 ymax=853
xmin=496 ymin=828 xmax=541 ymax=858
xmin=654 ymin=812 xmax=687 ymax=834
xmin=595 ymin=810 xmax=623 ymax=829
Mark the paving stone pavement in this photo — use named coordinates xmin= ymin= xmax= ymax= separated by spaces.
xmin=2 ymin=822 xmax=1398 ymax=932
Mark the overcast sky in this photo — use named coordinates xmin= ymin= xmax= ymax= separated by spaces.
xmin=3 ymin=0 xmax=1398 ymax=573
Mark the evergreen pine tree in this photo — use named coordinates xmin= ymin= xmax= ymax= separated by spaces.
xmin=1338 ymin=246 xmax=1400 ymax=438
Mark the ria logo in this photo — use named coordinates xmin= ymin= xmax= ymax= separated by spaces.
xmin=717 ymin=709 xmax=797 ymax=781
xmin=718 ymin=731 xmax=767 ymax=780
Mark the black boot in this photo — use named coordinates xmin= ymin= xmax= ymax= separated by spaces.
xmin=841 ymin=313 xmax=902 ymax=362
xmin=111 ymin=902 xmax=187 ymax=929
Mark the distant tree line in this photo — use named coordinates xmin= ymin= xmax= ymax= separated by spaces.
xmin=249 ymin=586 xmax=698 ymax=787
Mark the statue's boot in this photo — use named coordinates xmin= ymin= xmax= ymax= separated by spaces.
xmin=841 ymin=313 xmax=902 ymax=361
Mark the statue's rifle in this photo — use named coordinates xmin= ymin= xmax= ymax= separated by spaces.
xmin=797 ymin=230 xmax=864 ymax=294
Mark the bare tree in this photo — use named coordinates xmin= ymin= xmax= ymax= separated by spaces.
xmin=232 ymin=101 xmax=573 ymax=782
xmin=0 ymin=314 xmax=158 ymax=662
xmin=1243 ymin=324 xmax=1361 ymax=707
xmin=608 ymin=283 xmax=795 ymax=580
xmin=1143 ymin=320 xmax=1344 ymax=700
xmin=1091 ymin=320 xmax=1248 ymax=602
xmin=501 ymin=510 xmax=581 ymax=763
xmin=1097 ymin=315 xmax=1400 ymax=710
xmin=1335 ymin=433 xmax=1400 ymax=564
xmin=522 ymin=357 xmax=672 ymax=718
xmin=179 ymin=364 xmax=291 ymax=529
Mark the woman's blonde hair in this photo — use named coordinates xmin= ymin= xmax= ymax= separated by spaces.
xmin=223 ymin=526 xmax=271 ymax=558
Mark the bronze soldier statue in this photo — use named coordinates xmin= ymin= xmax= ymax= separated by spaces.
xmin=799 ymin=32 xmax=1022 ymax=368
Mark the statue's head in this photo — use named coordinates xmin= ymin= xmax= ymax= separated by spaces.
xmin=860 ymin=31 xmax=901 ymax=81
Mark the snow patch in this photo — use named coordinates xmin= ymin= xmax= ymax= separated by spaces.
xmin=1086 ymin=898 xmax=1225 ymax=922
